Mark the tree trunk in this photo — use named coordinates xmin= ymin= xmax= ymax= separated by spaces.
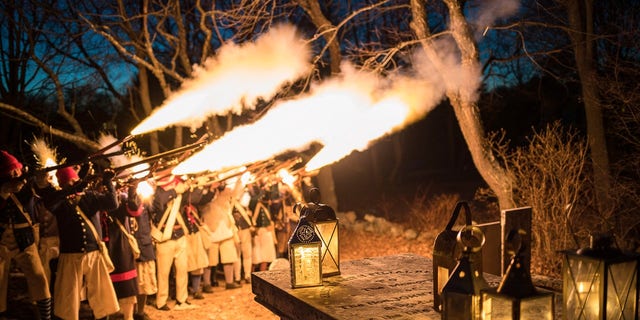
xmin=564 ymin=0 xmax=612 ymax=216
xmin=297 ymin=0 xmax=342 ymax=210
xmin=296 ymin=0 xmax=341 ymax=75
xmin=137 ymin=66 xmax=159 ymax=154
xmin=410 ymin=0 xmax=515 ymax=210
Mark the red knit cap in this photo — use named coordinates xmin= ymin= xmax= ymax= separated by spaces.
xmin=56 ymin=166 xmax=80 ymax=186
xmin=0 ymin=150 xmax=23 ymax=178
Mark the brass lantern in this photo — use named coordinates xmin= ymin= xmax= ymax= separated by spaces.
xmin=481 ymin=229 xmax=555 ymax=319
xmin=433 ymin=201 xmax=482 ymax=311
xmin=441 ymin=225 xmax=488 ymax=320
xmin=562 ymin=233 xmax=639 ymax=320
xmin=288 ymin=207 xmax=323 ymax=288
xmin=305 ymin=188 xmax=340 ymax=277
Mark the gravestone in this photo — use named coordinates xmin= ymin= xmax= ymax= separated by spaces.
xmin=252 ymin=253 xmax=503 ymax=320
xmin=501 ymin=206 xmax=532 ymax=274
xmin=477 ymin=221 xmax=501 ymax=276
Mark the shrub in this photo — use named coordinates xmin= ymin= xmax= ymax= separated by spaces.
xmin=490 ymin=121 xmax=590 ymax=277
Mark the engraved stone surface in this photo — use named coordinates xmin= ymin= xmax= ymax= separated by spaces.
xmin=252 ymin=253 xmax=502 ymax=320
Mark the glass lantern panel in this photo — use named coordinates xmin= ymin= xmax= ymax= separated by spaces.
xmin=564 ymin=257 xmax=601 ymax=319
xmin=443 ymin=292 xmax=476 ymax=320
xmin=606 ymin=260 xmax=638 ymax=320
xmin=520 ymin=294 xmax=554 ymax=320
xmin=315 ymin=221 xmax=339 ymax=275
xmin=291 ymin=243 xmax=322 ymax=287
xmin=438 ymin=266 xmax=450 ymax=294
xmin=481 ymin=292 xmax=513 ymax=320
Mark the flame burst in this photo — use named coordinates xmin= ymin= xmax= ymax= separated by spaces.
xmin=131 ymin=24 xmax=311 ymax=135
xmin=173 ymin=66 xmax=441 ymax=175
xmin=98 ymin=134 xmax=150 ymax=179
xmin=278 ymin=169 xmax=297 ymax=187
xmin=30 ymin=138 xmax=60 ymax=187
xmin=133 ymin=23 xmax=484 ymax=176
xmin=136 ymin=180 xmax=155 ymax=199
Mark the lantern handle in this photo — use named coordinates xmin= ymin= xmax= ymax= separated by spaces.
xmin=444 ymin=201 xmax=472 ymax=231
xmin=309 ymin=187 xmax=321 ymax=204
xmin=457 ymin=225 xmax=485 ymax=253
xmin=293 ymin=202 xmax=308 ymax=217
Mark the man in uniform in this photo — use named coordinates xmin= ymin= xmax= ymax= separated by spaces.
xmin=0 ymin=150 xmax=52 ymax=320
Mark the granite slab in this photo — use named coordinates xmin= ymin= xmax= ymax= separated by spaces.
xmin=252 ymin=253 xmax=506 ymax=320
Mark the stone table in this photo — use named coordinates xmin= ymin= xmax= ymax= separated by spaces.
xmin=252 ymin=253 xmax=505 ymax=320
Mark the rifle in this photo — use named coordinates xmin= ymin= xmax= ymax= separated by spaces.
xmin=185 ymin=158 xmax=277 ymax=189
xmin=113 ymin=135 xmax=209 ymax=175
xmin=251 ymin=157 xmax=303 ymax=183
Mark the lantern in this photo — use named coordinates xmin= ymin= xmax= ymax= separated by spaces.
xmin=433 ymin=201 xmax=483 ymax=311
xmin=305 ymin=188 xmax=340 ymax=277
xmin=288 ymin=209 xmax=323 ymax=288
xmin=441 ymin=225 xmax=488 ymax=320
xmin=562 ymin=234 xmax=639 ymax=320
xmin=481 ymin=229 xmax=554 ymax=319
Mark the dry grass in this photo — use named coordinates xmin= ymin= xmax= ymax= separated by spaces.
xmin=340 ymin=227 xmax=434 ymax=261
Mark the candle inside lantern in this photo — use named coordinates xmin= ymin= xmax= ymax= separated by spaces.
xmin=292 ymin=244 xmax=321 ymax=284
xmin=576 ymin=278 xmax=600 ymax=317
xmin=288 ymin=208 xmax=323 ymax=288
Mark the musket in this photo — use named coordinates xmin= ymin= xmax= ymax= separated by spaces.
xmin=113 ymin=139 xmax=209 ymax=174
xmin=251 ymin=157 xmax=303 ymax=182
xmin=186 ymin=158 xmax=276 ymax=188
xmin=218 ymin=159 xmax=276 ymax=180
xmin=30 ymin=149 xmax=128 ymax=175
xmin=88 ymin=134 xmax=135 ymax=159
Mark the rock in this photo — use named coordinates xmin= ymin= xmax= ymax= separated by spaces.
xmin=337 ymin=211 xmax=357 ymax=224
xmin=403 ymin=229 xmax=418 ymax=240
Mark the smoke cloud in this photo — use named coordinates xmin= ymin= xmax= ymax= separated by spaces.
xmin=136 ymin=1 xmax=521 ymax=173
xmin=131 ymin=24 xmax=311 ymax=135
xmin=472 ymin=0 xmax=520 ymax=37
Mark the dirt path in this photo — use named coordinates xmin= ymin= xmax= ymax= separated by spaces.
xmin=140 ymin=281 xmax=278 ymax=320
xmin=5 ymin=228 xmax=430 ymax=319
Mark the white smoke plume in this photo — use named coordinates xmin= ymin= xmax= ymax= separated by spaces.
xmin=412 ymin=36 xmax=482 ymax=103
xmin=147 ymin=4 xmax=520 ymax=174
xmin=98 ymin=134 xmax=147 ymax=179
xmin=131 ymin=24 xmax=311 ymax=135
xmin=98 ymin=134 xmax=127 ymax=168
xmin=472 ymin=0 xmax=520 ymax=38
xmin=173 ymin=61 xmax=447 ymax=174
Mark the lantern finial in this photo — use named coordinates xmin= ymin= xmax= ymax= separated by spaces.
xmin=576 ymin=232 xmax=621 ymax=257
xmin=309 ymin=187 xmax=321 ymax=204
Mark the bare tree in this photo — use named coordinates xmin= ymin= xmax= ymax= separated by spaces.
xmin=3 ymin=0 xmax=636 ymax=227
xmin=1 ymin=0 xmax=518 ymax=210
xmin=408 ymin=0 xmax=516 ymax=209
xmin=76 ymin=0 xmax=299 ymax=146
xmin=0 ymin=0 xmax=118 ymax=152
xmin=560 ymin=0 xmax=612 ymax=216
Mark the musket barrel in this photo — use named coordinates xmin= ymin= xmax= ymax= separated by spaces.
xmin=89 ymin=135 xmax=135 ymax=159
xmin=32 ymin=149 xmax=127 ymax=175
xmin=113 ymin=139 xmax=208 ymax=173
